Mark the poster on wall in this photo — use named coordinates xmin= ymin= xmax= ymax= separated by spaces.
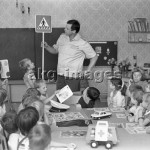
xmin=83 ymin=41 xmax=118 ymax=66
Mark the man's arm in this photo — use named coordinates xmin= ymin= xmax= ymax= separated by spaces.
xmin=42 ymin=42 xmax=58 ymax=54
xmin=87 ymin=55 xmax=98 ymax=71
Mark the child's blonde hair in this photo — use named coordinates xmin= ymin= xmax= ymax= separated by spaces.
xmin=19 ymin=58 xmax=31 ymax=73
xmin=28 ymin=100 xmax=44 ymax=119
xmin=28 ymin=124 xmax=51 ymax=150
xmin=34 ymin=79 xmax=46 ymax=89
xmin=22 ymin=88 xmax=41 ymax=106
xmin=132 ymin=89 xmax=144 ymax=106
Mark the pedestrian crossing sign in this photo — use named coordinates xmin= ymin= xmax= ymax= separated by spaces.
xmin=35 ymin=15 xmax=52 ymax=33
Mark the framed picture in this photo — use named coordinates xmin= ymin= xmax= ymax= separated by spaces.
xmin=83 ymin=41 xmax=118 ymax=66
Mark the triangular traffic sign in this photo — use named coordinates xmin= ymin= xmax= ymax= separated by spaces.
xmin=37 ymin=17 xmax=50 ymax=30
xmin=35 ymin=15 xmax=51 ymax=33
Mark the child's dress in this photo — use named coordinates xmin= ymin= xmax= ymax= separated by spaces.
xmin=23 ymin=70 xmax=36 ymax=89
xmin=110 ymin=90 xmax=125 ymax=107
xmin=129 ymin=105 xmax=143 ymax=122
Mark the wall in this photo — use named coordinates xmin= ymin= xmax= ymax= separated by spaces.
xmin=1 ymin=0 xmax=150 ymax=66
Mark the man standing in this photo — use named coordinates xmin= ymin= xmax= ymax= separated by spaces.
xmin=43 ymin=20 xmax=98 ymax=92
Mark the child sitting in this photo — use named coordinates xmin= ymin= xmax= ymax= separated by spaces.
xmin=0 ymin=88 xmax=8 ymax=118
xmin=18 ymin=88 xmax=41 ymax=113
xmin=19 ymin=58 xmax=36 ymax=89
xmin=28 ymin=124 xmax=76 ymax=150
xmin=27 ymin=100 xmax=51 ymax=125
xmin=126 ymin=89 xmax=144 ymax=123
xmin=1 ymin=110 xmax=19 ymax=150
xmin=34 ymin=79 xmax=51 ymax=112
xmin=107 ymin=78 xmax=127 ymax=108
xmin=34 ymin=79 xmax=48 ymax=103
xmin=139 ymin=93 xmax=150 ymax=127
xmin=129 ymin=67 xmax=148 ymax=92
xmin=125 ymin=84 xmax=144 ymax=110
xmin=77 ymin=87 xmax=100 ymax=108
xmin=17 ymin=106 xmax=39 ymax=150
xmin=28 ymin=124 xmax=51 ymax=150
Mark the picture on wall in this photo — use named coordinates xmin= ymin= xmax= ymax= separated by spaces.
xmin=83 ymin=41 xmax=118 ymax=66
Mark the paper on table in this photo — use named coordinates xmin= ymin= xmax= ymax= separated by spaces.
xmin=110 ymin=107 xmax=125 ymax=113
xmin=109 ymin=123 xmax=125 ymax=128
xmin=60 ymin=130 xmax=87 ymax=138
xmin=51 ymin=112 xmax=85 ymax=122
xmin=116 ymin=113 xmax=126 ymax=118
xmin=94 ymin=107 xmax=110 ymax=112
xmin=125 ymin=123 xmax=146 ymax=134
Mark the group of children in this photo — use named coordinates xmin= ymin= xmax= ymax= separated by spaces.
xmin=0 ymin=58 xmax=101 ymax=150
xmin=107 ymin=67 xmax=150 ymax=133
xmin=1 ymin=57 xmax=150 ymax=150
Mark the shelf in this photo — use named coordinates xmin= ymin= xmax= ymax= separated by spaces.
xmin=128 ymin=30 xmax=150 ymax=43
xmin=128 ymin=18 xmax=150 ymax=43
xmin=128 ymin=31 xmax=150 ymax=33
xmin=128 ymin=41 xmax=150 ymax=43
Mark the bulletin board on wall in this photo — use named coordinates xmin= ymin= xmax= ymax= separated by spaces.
xmin=83 ymin=41 xmax=118 ymax=66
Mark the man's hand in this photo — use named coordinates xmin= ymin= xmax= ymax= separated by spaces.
xmin=41 ymin=41 xmax=58 ymax=54
xmin=41 ymin=41 xmax=49 ymax=49
xmin=84 ymin=70 xmax=91 ymax=79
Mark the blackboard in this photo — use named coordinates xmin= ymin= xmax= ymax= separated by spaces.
xmin=0 ymin=28 xmax=35 ymax=80
xmin=83 ymin=41 xmax=118 ymax=66
xmin=0 ymin=28 xmax=64 ymax=80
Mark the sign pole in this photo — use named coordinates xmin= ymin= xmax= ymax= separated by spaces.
xmin=42 ymin=32 xmax=44 ymax=79
xmin=35 ymin=15 xmax=51 ymax=80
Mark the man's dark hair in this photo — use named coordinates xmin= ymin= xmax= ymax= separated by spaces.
xmin=67 ymin=20 xmax=80 ymax=33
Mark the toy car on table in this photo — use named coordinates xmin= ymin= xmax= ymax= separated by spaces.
xmin=86 ymin=121 xmax=118 ymax=149
xmin=91 ymin=111 xmax=112 ymax=120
